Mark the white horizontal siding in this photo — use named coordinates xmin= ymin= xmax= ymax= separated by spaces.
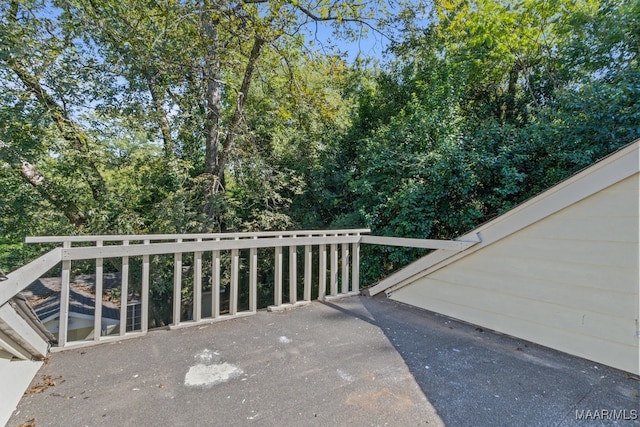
xmin=391 ymin=173 xmax=639 ymax=374
xmin=423 ymin=267 xmax=637 ymax=316
xmin=393 ymin=276 xmax=636 ymax=344
xmin=525 ymin=216 xmax=637 ymax=241
xmin=392 ymin=288 xmax=637 ymax=374
xmin=454 ymin=253 xmax=634 ymax=293
xmin=485 ymin=238 xmax=637 ymax=269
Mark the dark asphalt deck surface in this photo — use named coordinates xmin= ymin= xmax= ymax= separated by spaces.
xmin=9 ymin=295 xmax=640 ymax=427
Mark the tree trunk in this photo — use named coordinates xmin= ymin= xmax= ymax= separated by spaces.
xmin=201 ymin=1 xmax=224 ymax=196
xmin=146 ymin=72 xmax=175 ymax=158
xmin=502 ymin=63 xmax=520 ymax=123
xmin=217 ymin=37 xmax=265 ymax=185
xmin=6 ymin=56 xmax=108 ymax=203
xmin=19 ymin=161 xmax=86 ymax=226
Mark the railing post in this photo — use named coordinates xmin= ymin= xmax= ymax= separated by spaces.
xmin=120 ymin=240 xmax=129 ymax=336
xmin=141 ymin=240 xmax=150 ymax=333
xmin=341 ymin=237 xmax=349 ymax=294
xmin=59 ymin=241 xmax=71 ymax=347
xmin=274 ymin=237 xmax=283 ymax=306
xmin=289 ymin=234 xmax=297 ymax=304
xmin=212 ymin=239 xmax=220 ymax=319
xmin=319 ymin=236 xmax=327 ymax=299
xmin=304 ymin=243 xmax=312 ymax=301
xmin=230 ymin=237 xmax=239 ymax=315
xmin=194 ymin=238 xmax=202 ymax=322
xmin=352 ymin=235 xmax=360 ymax=293
xmin=173 ymin=239 xmax=183 ymax=326
xmin=330 ymin=238 xmax=338 ymax=296
xmin=94 ymin=240 xmax=103 ymax=341
xmin=249 ymin=237 xmax=258 ymax=312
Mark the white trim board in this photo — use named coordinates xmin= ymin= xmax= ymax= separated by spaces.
xmin=0 ymin=303 xmax=49 ymax=359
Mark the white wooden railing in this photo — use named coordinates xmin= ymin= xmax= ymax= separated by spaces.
xmin=2 ymin=230 xmax=368 ymax=349
xmin=0 ymin=229 xmax=481 ymax=351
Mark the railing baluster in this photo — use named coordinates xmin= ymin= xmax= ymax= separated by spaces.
xmin=120 ymin=240 xmax=129 ymax=336
xmin=289 ymin=235 xmax=297 ymax=304
xmin=194 ymin=238 xmax=202 ymax=322
xmin=304 ymin=243 xmax=312 ymax=301
xmin=274 ymin=236 xmax=283 ymax=306
xmin=352 ymin=236 xmax=360 ymax=293
xmin=94 ymin=240 xmax=103 ymax=341
xmin=319 ymin=237 xmax=327 ymax=299
xmin=330 ymin=240 xmax=338 ymax=296
xmin=59 ymin=241 xmax=71 ymax=347
xmin=173 ymin=239 xmax=183 ymax=326
xmin=341 ymin=239 xmax=349 ymax=294
xmin=212 ymin=242 xmax=220 ymax=319
xmin=141 ymin=240 xmax=150 ymax=333
xmin=230 ymin=237 xmax=239 ymax=315
xmin=249 ymin=237 xmax=257 ymax=312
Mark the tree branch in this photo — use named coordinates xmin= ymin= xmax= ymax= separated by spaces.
xmin=217 ymin=37 xmax=265 ymax=184
xmin=4 ymin=3 xmax=107 ymax=203
xmin=146 ymin=72 xmax=175 ymax=157
xmin=293 ymin=2 xmax=391 ymax=42
xmin=82 ymin=0 xmax=177 ymax=159
xmin=1 ymin=139 xmax=87 ymax=226
xmin=4 ymin=55 xmax=108 ymax=203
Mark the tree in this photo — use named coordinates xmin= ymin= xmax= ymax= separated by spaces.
xmin=59 ymin=0 xmax=420 ymax=227
xmin=0 ymin=0 xmax=421 ymax=270
xmin=0 ymin=0 xmax=111 ymax=226
xmin=324 ymin=0 xmax=640 ymax=283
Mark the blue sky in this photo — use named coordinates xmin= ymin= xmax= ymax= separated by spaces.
xmin=308 ymin=21 xmax=393 ymax=63
xmin=302 ymin=3 xmax=432 ymax=65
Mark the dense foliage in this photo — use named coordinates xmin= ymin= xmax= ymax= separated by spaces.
xmin=1 ymin=0 xmax=638 ymax=288
xmin=313 ymin=0 xmax=640 ymax=281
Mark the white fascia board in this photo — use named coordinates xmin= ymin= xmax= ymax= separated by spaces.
xmin=0 ymin=303 xmax=49 ymax=359
xmin=360 ymin=235 xmax=478 ymax=251
xmin=371 ymin=139 xmax=640 ymax=296
xmin=0 ymin=332 xmax=31 ymax=360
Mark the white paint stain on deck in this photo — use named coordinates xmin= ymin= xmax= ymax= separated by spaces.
xmin=185 ymin=363 xmax=243 ymax=387
xmin=185 ymin=349 xmax=243 ymax=387
xmin=279 ymin=336 xmax=292 ymax=344
xmin=336 ymin=369 xmax=354 ymax=383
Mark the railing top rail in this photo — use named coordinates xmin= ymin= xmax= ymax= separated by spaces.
xmin=25 ymin=229 xmax=371 ymax=244
xmin=361 ymin=235 xmax=480 ymax=251
xmin=60 ymin=235 xmax=363 ymax=261
xmin=0 ymin=247 xmax=63 ymax=307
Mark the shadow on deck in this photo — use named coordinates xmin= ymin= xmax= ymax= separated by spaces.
xmin=10 ymin=296 xmax=639 ymax=427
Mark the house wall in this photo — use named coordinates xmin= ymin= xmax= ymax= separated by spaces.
xmin=390 ymin=174 xmax=640 ymax=374
xmin=0 ymin=357 xmax=43 ymax=426
xmin=44 ymin=316 xmax=119 ymax=342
